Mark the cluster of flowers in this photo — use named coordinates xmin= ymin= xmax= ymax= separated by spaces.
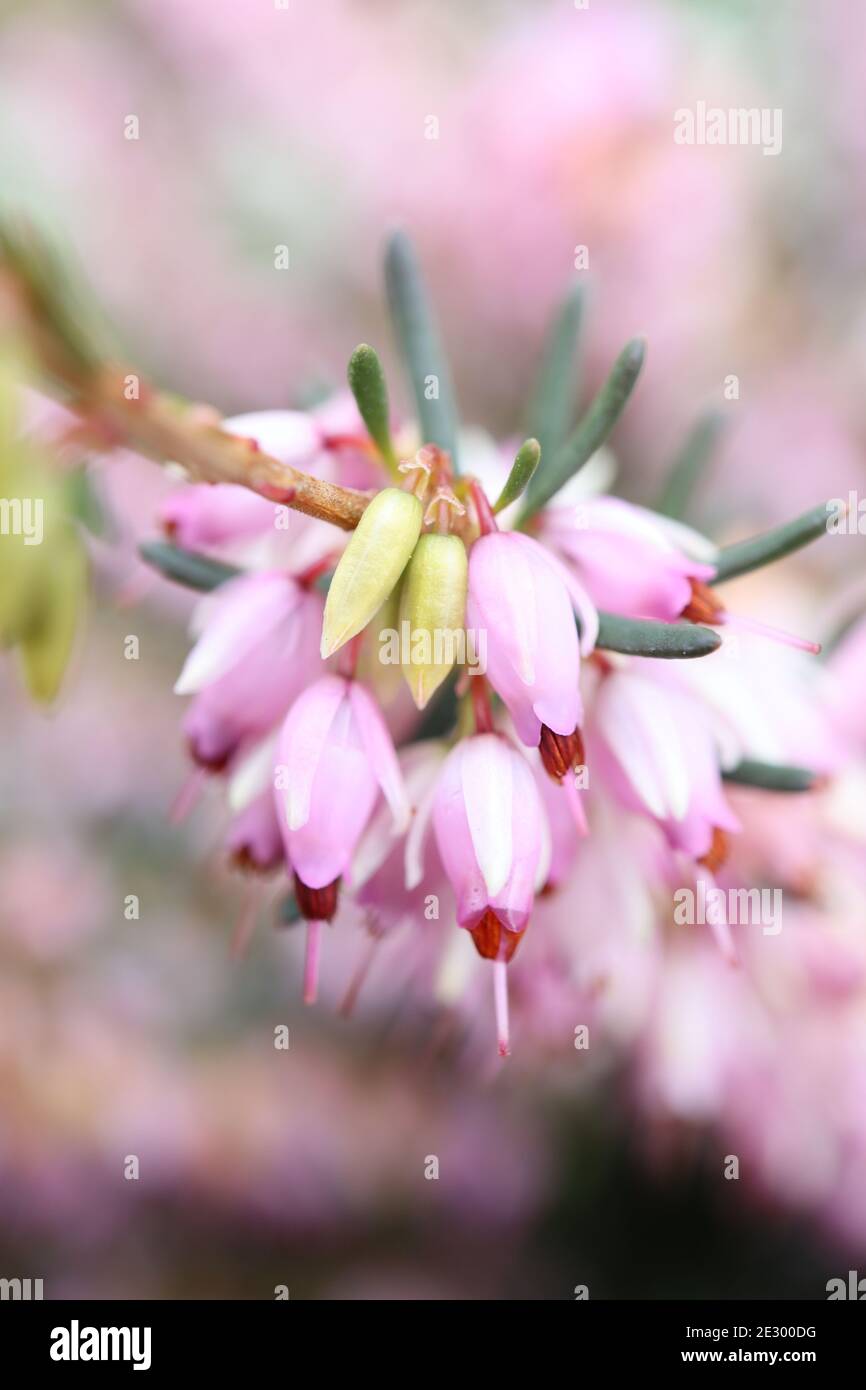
xmin=160 ymin=386 xmax=827 ymax=1056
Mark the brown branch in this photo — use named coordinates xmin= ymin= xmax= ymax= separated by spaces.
xmin=75 ymin=366 xmax=371 ymax=529
xmin=0 ymin=243 xmax=371 ymax=530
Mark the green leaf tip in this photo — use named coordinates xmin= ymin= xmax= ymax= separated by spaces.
xmin=521 ymin=335 xmax=646 ymax=521
xmin=347 ymin=343 xmax=398 ymax=473
xmin=712 ymin=503 xmax=832 ymax=585
xmin=596 ymin=611 xmax=721 ymax=659
xmin=493 ymin=438 xmax=541 ymax=513
xmin=139 ymin=542 xmax=240 ymax=592
xmin=722 ymin=758 xmax=819 ymax=793
xmin=384 ymin=229 xmax=460 ymax=471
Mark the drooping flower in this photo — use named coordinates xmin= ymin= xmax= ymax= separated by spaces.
xmin=273 ymin=674 xmax=409 ymax=1001
xmin=465 ymin=529 xmax=597 ymax=750
xmin=225 ymin=792 xmax=284 ymax=874
xmin=160 ymin=482 xmax=277 ymax=551
xmin=175 ymin=570 xmax=323 ymax=769
xmin=428 ymin=733 xmax=549 ymax=1054
xmin=590 ymin=661 xmax=740 ymax=865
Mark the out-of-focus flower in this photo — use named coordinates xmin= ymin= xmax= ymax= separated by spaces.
xmin=539 ymin=496 xmax=717 ymax=622
xmin=590 ymin=661 xmax=740 ymax=863
xmin=176 ymin=570 xmax=323 ymax=770
xmin=274 ymin=674 xmax=409 ymax=1001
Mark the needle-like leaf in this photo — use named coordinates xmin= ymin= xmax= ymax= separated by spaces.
xmin=139 ymin=542 xmax=241 ymax=592
xmin=493 ymin=438 xmax=541 ymax=514
xmin=712 ymin=503 xmax=832 ymax=584
xmin=347 ymin=343 xmax=398 ymax=474
xmin=524 ymin=284 xmax=584 ymax=469
xmin=385 ymin=230 xmax=460 ymax=470
xmin=722 ymin=758 xmax=818 ymax=793
xmin=596 ymin=612 xmax=721 ymax=658
xmin=520 ymin=337 xmax=645 ymax=521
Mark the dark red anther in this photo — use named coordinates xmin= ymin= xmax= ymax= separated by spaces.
xmin=681 ymin=579 xmax=725 ymax=626
xmin=469 ymin=908 xmax=524 ymax=963
xmin=293 ymin=873 xmax=340 ymax=922
xmin=539 ymin=724 xmax=585 ymax=782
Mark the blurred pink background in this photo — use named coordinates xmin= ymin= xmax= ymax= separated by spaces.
xmin=1 ymin=0 xmax=865 ymax=1298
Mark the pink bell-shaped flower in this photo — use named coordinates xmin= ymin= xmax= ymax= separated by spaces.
xmin=466 ymin=530 xmax=596 ymax=749
xmin=430 ymin=733 xmax=548 ymax=1055
xmin=274 ymin=675 xmax=409 ymax=1002
xmin=175 ymin=571 xmax=323 ymax=770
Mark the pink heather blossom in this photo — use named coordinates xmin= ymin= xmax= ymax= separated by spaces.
xmin=671 ymin=633 xmax=843 ymax=776
xmin=430 ymin=735 xmax=547 ymax=945
xmin=428 ymin=734 xmax=548 ymax=1054
xmin=224 ymin=793 xmax=283 ymax=875
xmin=274 ymin=675 xmax=409 ymax=893
xmin=353 ymin=741 xmax=449 ymax=935
xmin=160 ymin=482 xmax=278 ymax=552
xmin=465 ymin=530 xmax=597 ymax=747
xmin=175 ymin=570 xmax=323 ymax=769
xmin=590 ymin=662 xmax=740 ymax=862
xmin=430 ymin=739 xmax=544 ymax=956
xmin=273 ymin=674 xmax=410 ymax=1006
xmin=539 ymin=496 xmax=717 ymax=622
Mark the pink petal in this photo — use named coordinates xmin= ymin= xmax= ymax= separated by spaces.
xmin=349 ymin=681 xmax=410 ymax=833
xmin=277 ymin=675 xmax=348 ymax=832
xmin=460 ymin=735 xmax=514 ymax=898
xmin=175 ymin=572 xmax=298 ymax=694
xmin=469 ymin=533 xmax=538 ymax=684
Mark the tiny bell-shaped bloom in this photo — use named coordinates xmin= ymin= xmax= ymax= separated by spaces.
xmin=160 ymin=482 xmax=277 ymax=551
xmin=431 ymin=734 xmax=548 ymax=1055
xmin=540 ymin=496 xmax=716 ymax=623
xmin=275 ymin=674 xmax=410 ymax=888
xmin=175 ymin=571 xmax=322 ymax=769
xmin=466 ymin=531 xmax=596 ymax=748
xmin=274 ymin=674 xmax=410 ymax=1003
xmin=431 ymin=734 xmax=546 ymax=954
xmin=320 ymin=486 xmax=423 ymax=658
xmin=592 ymin=665 xmax=740 ymax=863
xmin=399 ymin=533 xmax=468 ymax=709
xmin=225 ymin=793 xmax=284 ymax=874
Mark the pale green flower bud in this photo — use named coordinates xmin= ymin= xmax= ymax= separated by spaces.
xmin=321 ymin=486 xmax=422 ymax=658
xmin=399 ymin=533 xmax=468 ymax=709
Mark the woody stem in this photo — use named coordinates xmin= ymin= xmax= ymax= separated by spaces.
xmin=0 ymin=258 xmax=371 ymax=531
